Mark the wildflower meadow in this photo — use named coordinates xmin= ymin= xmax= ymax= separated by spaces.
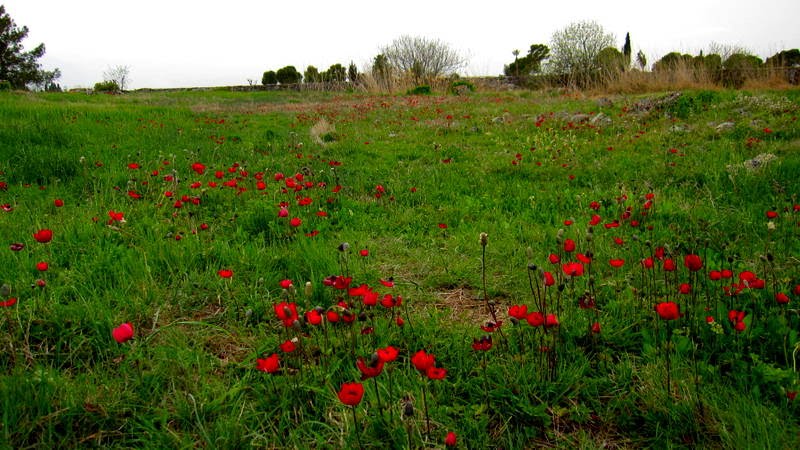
xmin=1 ymin=87 xmax=799 ymax=448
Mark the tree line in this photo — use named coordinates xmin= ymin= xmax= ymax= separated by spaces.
xmin=2 ymin=4 xmax=797 ymax=92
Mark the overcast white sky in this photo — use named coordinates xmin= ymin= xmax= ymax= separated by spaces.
xmin=4 ymin=0 xmax=799 ymax=89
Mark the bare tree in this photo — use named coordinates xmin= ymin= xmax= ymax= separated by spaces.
xmin=380 ymin=35 xmax=466 ymax=84
xmin=103 ymin=65 xmax=131 ymax=91
xmin=547 ymin=21 xmax=615 ymax=87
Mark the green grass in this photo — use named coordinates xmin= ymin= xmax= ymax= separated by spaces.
xmin=1 ymin=87 xmax=799 ymax=448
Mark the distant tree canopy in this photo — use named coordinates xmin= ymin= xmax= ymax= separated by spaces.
xmin=380 ymin=35 xmax=466 ymax=83
xmin=261 ymin=70 xmax=277 ymax=85
xmin=371 ymin=54 xmax=392 ymax=90
xmin=547 ymin=21 xmax=616 ymax=87
xmin=304 ymin=65 xmax=320 ymax=83
xmin=595 ymin=47 xmax=626 ymax=78
xmin=0 ymin=5 xmax=58 ymax=89
xmin=276 ymin=65 xmax=302 ymax=84
xmin=504 ymin=44 xmax=550 ymax=77
xmin=323 ymin=64 xmax=346 ymax=82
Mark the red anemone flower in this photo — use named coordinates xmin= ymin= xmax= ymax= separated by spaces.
xmin=0 ymin=298 xmax=18 ymax=308
xmin=280 ymin=340 xmax=297 ymax=353
xmin=425 ymin=366 xmax=447 ymax=380
xmin=36 ymin=261 xmax=49 ymax=271
xmin=411 ymin=350 xmax=435 ymax=373
xmin=526 ymin=311 xmax=544 ymax=327
xmin=609 ymin=259 xmax=625 ymax=268
xmin=508 ymin=304 xmax=528 ymax=320
xmin=274 ymin=302 xmax=299 ymax=326
xmin=775 ymin=292 xmax=790 ymax=304
xmin=218 ymin=269 xmax=233 ymax=279
xmin=279 ymin=279 xmax=293 ymax=289
xmin=338 ymin=382 xmax=365 ymax=406
xmin=655 ymin=302 xmax=681 ymax=320
xmin=112 ymin=322 xmax=134 ymax=343
xmin=445 ymin=431 xmax=457 ymax=447
xmin=684 ymin=254 xmax=703 ymax=272
xmin=543 ymin=271 xmax=555 ymax=286
xmin=472 ymin=335 xmax=493 ymax=351
xmin=256 ymin=353 xmax=280 ymax=373
xmin=562 ymin=262 xmax=584 ymax=277
xmin=289 ymin=217 xmax=302 ymax=227
xmin=564 ymin=239 xmax=576 ymax=253
xmin=376 ymin=346 xmax=399 ymax=363
xmin=356 ymin=357 xmax=385 ymax=380
xmin=33 ymin=229 xmax=53 ymax=243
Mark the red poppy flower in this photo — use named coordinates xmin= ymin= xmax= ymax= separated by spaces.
xmin=274 ymin=302 xmax=299 ymax=326
xmin=472 ymin=335 xmax=493 ymax=351
xmin=788 ymin=391 xmax=797 ymax=401
xmin=305 ymin=309 xmax=322 ymax=325
xmin=33 ymin=229 xmax=53 ymax=243
xmin=256 ymin=354 xmax=280 ymax=373
xmin=545 ymin=314 xmax=559 ymax=328
xmin=357 ymin=357 xmax=385 ymax=379
xmin=438 ymin=223 xmax=448 ymax=229
xmin=279 ymin=279 xmax=293 ymax=289
xmin=548 ymin=253 xmax=560 ymax=264
xmin=426 ymin=366 xmax=447 ymax=380
xmin=679 ymin=283 xmax=692 ymax=294
xmin=338 ymin=382 xmax=365 ymax=406
xmin=112 ymin=322 xmax=134 ymax=343
xmin=562 ymin=262 xmax=584 ymax=277
xmin=613 ymin=237 xmax=624 ymax=246
xmin=54 ymin=199 xmax=64 ymax=207
xmin=379 ymin=278 xmax=394 ymax=287
xmin=377 ymin=346 xmax=399 ymax=363
xmin=108 ymin=210 xmax=125 ymax=222
xmin=289 ymin=217 xmax=302 ymax=227
xmin=526 ymin=311 xmax=544 ymax=327
xmin=480 ymin=321 xmax=502 ymax=333
xmin=775 ymin=292 xmax=790 ymax=304
xmin=191 ymin=162 xmax=206 ymax=174
xmin=655 ymin=302 xmax=681 ymax=320
xmin=641 ymin=257 xmax=654 ymax=269
xmin=36 ymin=261 xmax=49 ymax=271
xmin=127 ymin=163 xmax=140 ymax=169
xmin=359 ymin=249 xmax=369 ymax=257
xmin=0 ymin=298 xmax=17 ymax=308
xmin=766 ymin=210 xmax=778 ymax=219
xmin=508 ymin=304 xmax=528 ymax=320
xmin=684 ymin=254 xmax=703 ymax=272
xmin=411 ymin=350 xmax=436 ymax=372
xmin=576 ymin=253 xmax=592 ymax=264
xmin=218 ymin=269 xmax=233 ymax=278
xmin=793 ymin=284 xmax=800 ymax=296
xmin=609 ymin=259 xmax=625 ymax=268
xmin=564 ymin=239 xmax=576 ymax=253
xmin=280 ymin=340 xmax=297 ymax=353
xmin=663 ymin=259 xmax=676 ymax=272
xmin=326 ymin=310 xmax=340 ymax=323
xmin=709 ymin=270 xmax=722 ymax=281
xmin=127 ymin=190 xmax=141 ymax=199
xmin=591 ymin=321 xmax=601 ymax=334
xmin=543 ymin=271 xmax=555 ymax=286
xmin=445 ymin=431 xmax=457 ymax=447
xmin=589 ymin=214 xmax=601 ymax=226
xmin=380 ymin=294 xmax=401 ymax=308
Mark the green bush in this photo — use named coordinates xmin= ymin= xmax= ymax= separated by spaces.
xmin=0 ymin=80 xmax=11 ymax=91
xmin=449 ymin=80 xmax=475 ymax=95
xmin=407 ymin=85 xmax=431 ymax=95
xmin=276 ymin=66 xmax=302 ymax=84
xmin=93 ymin=80 xmax=120 ymax=93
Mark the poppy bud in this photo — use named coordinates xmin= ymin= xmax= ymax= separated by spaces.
xmin=292 ymin=319 xmax=302 ymax=331
xmin=358 ymin=312 xmax=367 ymax=322
xmin=0 ymin=284 xmax=10 ymax=297
xmin=304 ymin=281 xmax=313 ymax=297
xmin=558 ymin=284 xmax=566 ymax=292
xmin=556 ymin=229 xmax=564 ymax=241
xmin=314 ymin=305 xmax=324 ymax=314
xmin=479 ymin=232 xmax=488 ymax=247
xmin=338 ymin=242 xmax=350 ymax=252
xmin=645 ymin=240 xmax=651 ymax=247
xmin=766 ymin=253 xmax=774 ymax=262
xmin=526 ymin=247 xmax=533 ymax=260
xmin=528 ymin=263 xmax=537 ymax=271
xmin=370 ymin=352 xmax=380 ymax=366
